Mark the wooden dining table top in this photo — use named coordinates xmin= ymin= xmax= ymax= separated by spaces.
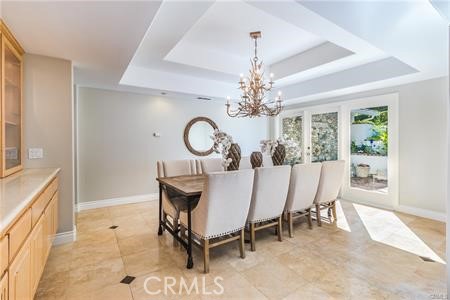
xmin=156 ymin=175 xmax=206 ymax=197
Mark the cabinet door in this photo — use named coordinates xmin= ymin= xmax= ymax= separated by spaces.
xmin=52 ymin=193 xmax=58 ymax=235
xmin=43 ymin=201 xmax=53 ymax=260
xmin=29 ymin=218 xmax=44 ymax=295
xmin=0 ymin=273 xmax=8 ymax=300
xmin=2 ymin=37 xmax=23 ymax=176
xmin=8 ymin=240 xmax=31 ymax=300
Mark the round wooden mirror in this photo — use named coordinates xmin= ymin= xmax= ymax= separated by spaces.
xmin=183 ymin=117 xmax=218 ymax=156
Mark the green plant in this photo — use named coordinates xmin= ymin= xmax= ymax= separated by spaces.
xmin=352 ymin=109 xmax=388 ymax=126
xmin=367 ymin=126 xmax=388 ymax=153
xmin=351 ymin=141 xmax=358 ymax=153
xmin=353 ymin=113 xmax=372 ymax=124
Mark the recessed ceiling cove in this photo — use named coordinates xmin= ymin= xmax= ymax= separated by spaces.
xmin=3 ymin=0 xmax=445 ymax=103
xmin=122 ymin=0 xmax=447 ymax=102
xmin=164 ymin=1 xmax=325 ymax=76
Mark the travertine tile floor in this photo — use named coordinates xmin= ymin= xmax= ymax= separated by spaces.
xmin=35 ymin=200 xmax=446 ymax=300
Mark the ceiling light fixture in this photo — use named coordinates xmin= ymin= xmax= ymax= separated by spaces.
xmin=226 ymin=31 xmax=282 ymax=118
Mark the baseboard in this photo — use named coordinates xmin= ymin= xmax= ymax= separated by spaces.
xmin=53 ymin=226 xmax=77 ymax=245
xmin=395 ymin=205 xmax=446 ymax=222
xmin=77 ymin=193 xmax=158 ymax=212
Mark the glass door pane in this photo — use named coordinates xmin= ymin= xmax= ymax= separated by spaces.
xmin=350 ymin=106 xmax=388 ymax=193
xmin=281 ymin=115 xmax=303 ymax=165
xmin=4 ymin=43 xmax=22 ymax=171
xmin=311 ymin=112 xmax=338 ymax=162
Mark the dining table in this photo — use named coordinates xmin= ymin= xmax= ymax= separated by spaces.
xmin=156 ymin=175 xmax=206 ymax=269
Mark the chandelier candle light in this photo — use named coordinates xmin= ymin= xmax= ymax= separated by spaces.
xmin=226 ymin=31 xmax=283 ymax=118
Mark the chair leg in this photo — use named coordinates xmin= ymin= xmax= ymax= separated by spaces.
xmin=172 ymin=217 xmax=179 ymax=247
xmin=277 ymin=216 xmax=282 ymax=242
xmin=307 ymin=209 xmax=313 ymax=229
xmin=203 ymin=239 xmax=210 ymax=273
xmin=288 ymin=212 xmax=293 ymax=238
xmin=316 ymin=204 xmax=322 ymax=226
xmin=250 ymin=223 xmax=256 ymax=252
xmin=162 ymin=212 xmax=167 ymax=232
xmin=239 ymin=228 xmax=245 ymax=259
xmin=332 ymin=201 xmax=337 ymax=221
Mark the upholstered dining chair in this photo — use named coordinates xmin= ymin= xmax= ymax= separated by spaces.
xmin=239 ymin=156 xmax=252 ymax=169
xmin=197 ymin=157 xmax=225 ymax=174
xmin=247 ymin=166 xmax=291 ymax=251
xmin=314 ymin=160 xmax=345 ymax=226
xmin=180 ymin=169 xmax=254 ymax=273
xmin=157 ymin=159 xmax=197 ymax=245
xmin=284 ymin=163 xmax=322 ymax=237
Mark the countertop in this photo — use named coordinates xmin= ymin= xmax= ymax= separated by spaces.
xmin=0 ymin=168 xmax=60 ymax=235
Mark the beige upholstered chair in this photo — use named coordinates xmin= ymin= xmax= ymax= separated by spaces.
xmin=239 ymin=156 xmax=252 ymax=169
xmin=247 ymin=166 xmax=291 ymax=251
xmin=180 ymin=169 xmax=254 ymax=273
xmin=314 ymin=160 xmax=345 ymax=226
xmin=284 ymin=163 xmax=322 ymax=237
xmin=262 ymin=154 xmax=274 ymax=167
xmin=197 ymin=158 xmax=225 ymax=174
xmin=157 ymin=159 xmax=196 ymax=244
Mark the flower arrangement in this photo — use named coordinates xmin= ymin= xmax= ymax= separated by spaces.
xmin=260 ymin=139 xmax=281 ymax=155
xmin=210 ymin=129 xmax=234 ymax=168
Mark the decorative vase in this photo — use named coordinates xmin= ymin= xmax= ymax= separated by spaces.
xmin=272 ymin=144 xmax=286 ymax=166
xmin=227 ymin=143 xmax=241 ymax=171
xmin=250 ymin=151 xmax=263 ymax=169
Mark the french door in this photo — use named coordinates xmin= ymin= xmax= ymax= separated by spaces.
xmin=279 ymin=107 xmax=340 ymax=164
xmin=340 ymin=94 xmax=398 ymax=209
xmin=278 ymin=93 xmax=398 ymax=209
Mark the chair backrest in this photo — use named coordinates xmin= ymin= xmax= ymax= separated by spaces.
xmin=285 ymin=163 xmax=322 ymax=213
xmin=198 ymin=158 xmax=225 ymax=174
xmin=192 ymin=169 xmax=254 ymax=239
xmin=262 ymin=154 xmax=273 ymax=167
xmin=239 ymin=156 xmax=252 ymax=169
xmin=158 ymin=159 xmax=196 ymax=177
xmin=247 ymin=166 xmax=291 ymax=223
xmin=314 ymin=160 xmax=345 ymax=204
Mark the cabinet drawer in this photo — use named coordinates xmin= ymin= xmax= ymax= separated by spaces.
xmin=8 ymin=209 xmax=31 ymax=263
xmin=0 ymin=237 xmax=7 ymax=277
xmin=31 ymin=177 xmax=58 ymax=226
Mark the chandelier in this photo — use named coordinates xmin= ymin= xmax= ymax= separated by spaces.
xmin=226 ymin=31 xmax=283 ymax=118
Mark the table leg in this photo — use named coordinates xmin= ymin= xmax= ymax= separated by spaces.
xmin=186 ymin=196 xmax=194 ymax=269
xmin=158 ymin=183 xmax=163 ymax=236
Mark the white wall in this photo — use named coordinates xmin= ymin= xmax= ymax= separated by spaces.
xmin=77 ymin=87 xmax=269 ymax=203
xmin=23 ymin=54 xmax=75 ymax=233
xmin=280 ymin=77 xmax=448 ymax=216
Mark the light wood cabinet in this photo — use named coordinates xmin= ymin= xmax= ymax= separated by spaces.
xmin=1 ymin=171 xmax=58 ymax=300
xmin=42 ymin=193 xmax=58 ymax=261
xmin=8 ymin=240 xmax=31 ymax=300
xmin=0 ymin=21 xmax=24 ymax=178
xmin=31 ymin=178 xmax=58 ymax=226
xmin=8 ymin=210 xmax=31 ymax=263
xmin=29 ymin=218 xmax=44 ymax=295
xmin=0 ymin=273 xmax=7 ymax=300
xmin=0 ymin=237 xmax=8 ymax=277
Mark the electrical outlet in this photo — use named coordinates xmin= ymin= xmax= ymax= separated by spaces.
xmin=28 ymin=148 xmax=43 ymax=159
